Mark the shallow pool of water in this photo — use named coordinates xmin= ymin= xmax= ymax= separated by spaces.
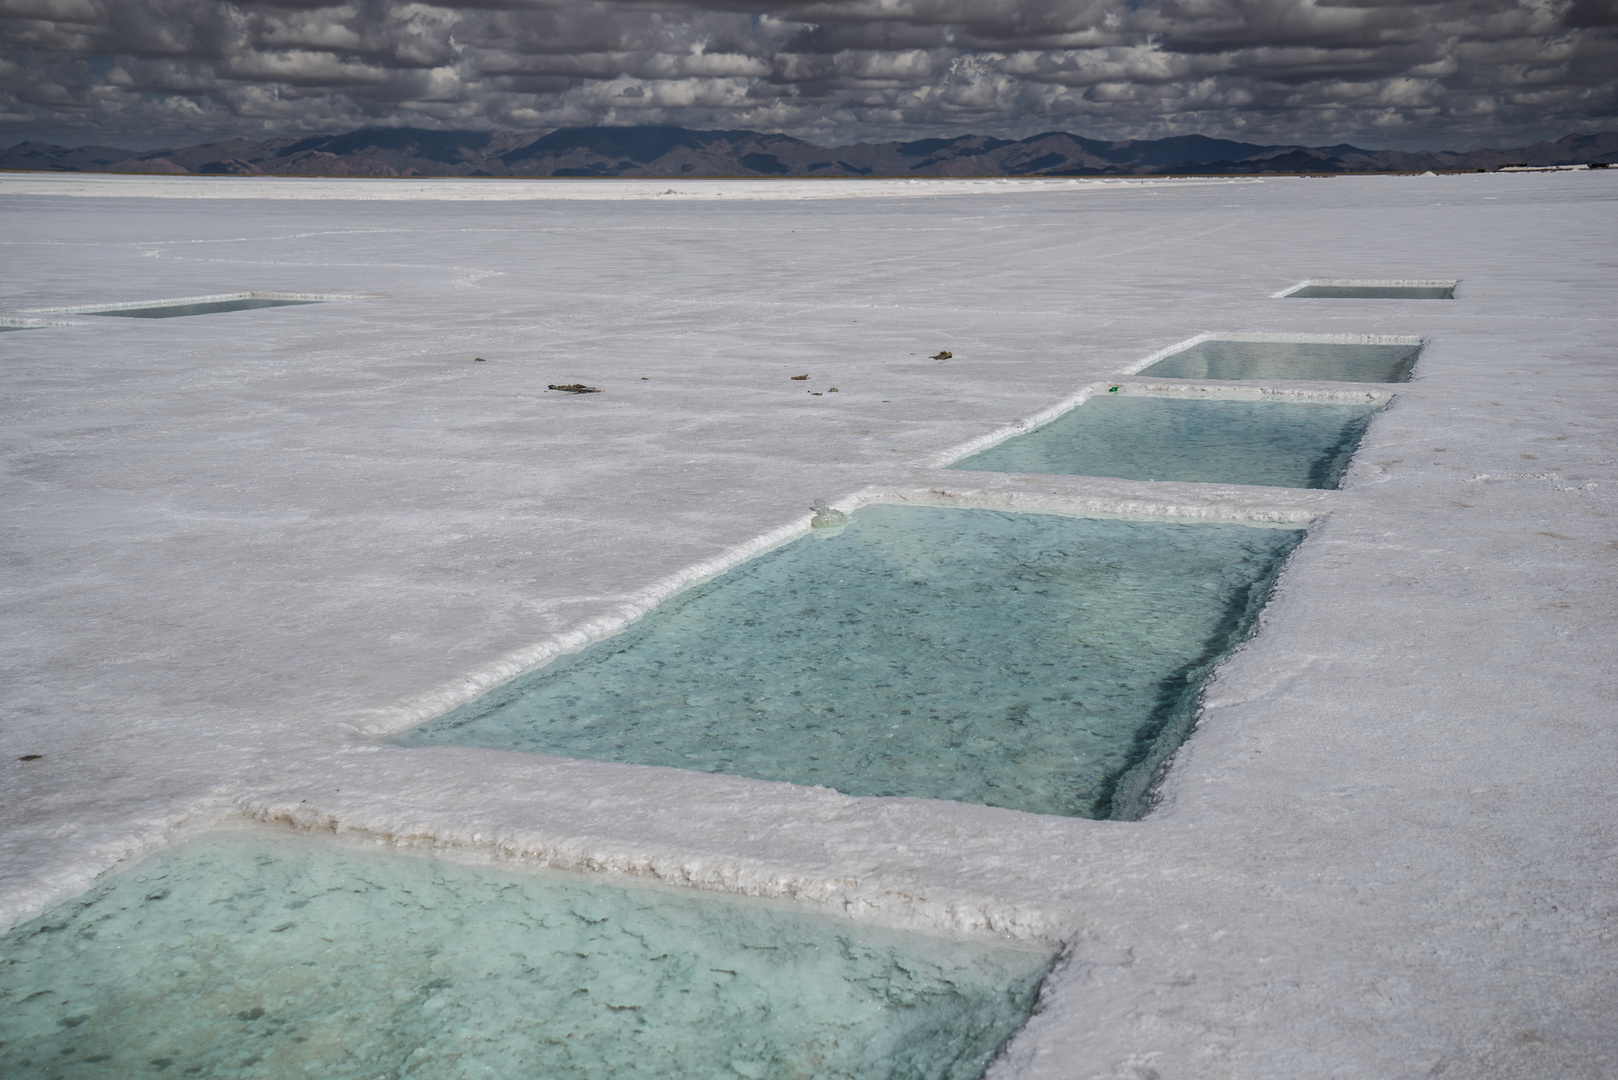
xmin=88 ymin=298 xmax=322 ymax=319
xmin=1139 ymin=339 xmax=1420 ymax=383
xmin=0 ymin=831 xmax=1050 ymax=1080
xmin=396 ymin=506 xmax=1304 ymax=819
xmin=1285 ymin=284 xmax=1454 ymax=299
xmin=951 ymin=394 xmax=1381 ymax=488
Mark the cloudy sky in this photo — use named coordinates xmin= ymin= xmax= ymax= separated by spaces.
xmin=2 ymin=0 xmax=1615 ymax=150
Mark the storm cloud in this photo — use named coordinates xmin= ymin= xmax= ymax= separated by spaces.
xmin=3 ymin=0 xmax=1615 ymax=148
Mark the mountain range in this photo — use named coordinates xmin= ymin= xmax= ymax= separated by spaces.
xmin=4 ymin=126 xmax=1615 ymax=178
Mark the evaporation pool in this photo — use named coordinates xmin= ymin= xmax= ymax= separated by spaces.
xmin=396 ymin=506 xmax=1305 ymax=819
xmin=87 ymin=298 xmax=322 ymax=319
xmin=0 ymin=831 xmax=1051 ymax=1080
xmin=1285 ymin=283 xmax=1454 ymax=300
xmin=1139 ymin=339 xmax=1421 ymax=383
xmin=950 ymin=394 xmax=1382 ymax=488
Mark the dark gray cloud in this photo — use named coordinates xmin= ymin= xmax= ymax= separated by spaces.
xmin=2 ymin=0 xmax=1614 ymax=149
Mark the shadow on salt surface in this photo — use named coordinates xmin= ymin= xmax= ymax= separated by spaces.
xmin=0 ymin=830 xmax=1051 ymax=1080
xmin=1139 ymin=338 xmax=1422 ymax=384
xmin=395 ymin=505 xmax=1305 ymax=820
xmin=949 ymin=393 xmax=1385 ymax=489
xmin=1282 ymin=279 xmax=1456 ymax=300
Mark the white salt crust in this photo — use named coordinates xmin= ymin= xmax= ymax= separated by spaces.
xmin=2 ymin=170 xmax=1615 ymax=1079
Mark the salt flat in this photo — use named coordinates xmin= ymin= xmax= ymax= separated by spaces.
xmin=2 ymin=170 xmax=1614 ymax=1078
xmin=0 ymin=172 xmax=1254 ymax=202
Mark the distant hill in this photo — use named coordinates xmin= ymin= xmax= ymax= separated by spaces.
xmin=3 ymin=126 xmax=1615 ymax=178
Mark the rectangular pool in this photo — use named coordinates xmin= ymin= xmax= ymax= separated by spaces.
xmin=1284 ymin=282 xmax=1455 ymax=299
xmin=1138 ymin=339 xmax=1421 ymax=383
xmin=86 ymin=297 xmax=324 ymax=319
xmin=950 ymin=394 xmax=1382 ymax=489
xmin=0 ymin=831 xmax=1050 ymax=1080
xmin=395 ymin=506 xmax=1305 ymax=820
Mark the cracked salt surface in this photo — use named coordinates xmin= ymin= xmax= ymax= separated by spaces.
xmin=3 ymin=169 xmax=1616 ymax=1079
xmin=0 ymin=829 xmax=1050 ymax=1079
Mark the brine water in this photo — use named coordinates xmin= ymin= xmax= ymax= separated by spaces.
xmin=950 ymin=394 xmax=1381 ymax=488
xmin=0 ymin=831 xmax=1052 ymax=1080
xmin=1138 ymin=339 xmax=1420 ymax=383
xmin=88 ymin=298 xmax=322 ymax=319
xmin=396 ymin=506 xmax=1304 ymax=820
xmin=1286 ymin=283 xmax=1453 ymax=299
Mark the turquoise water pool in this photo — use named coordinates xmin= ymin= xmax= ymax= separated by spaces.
xmin=1138 ymin=339 xmax=1420 ymax=383
xmin=950 ymin=394 xmax=1381 ymax=488
xmin=0 ymin=831 xmax=1051 ymax=1080
xmin=396 ymin=506 xmax=1304 ymax=819
xmin=88 ymin=298 xmax=322 ymax=319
